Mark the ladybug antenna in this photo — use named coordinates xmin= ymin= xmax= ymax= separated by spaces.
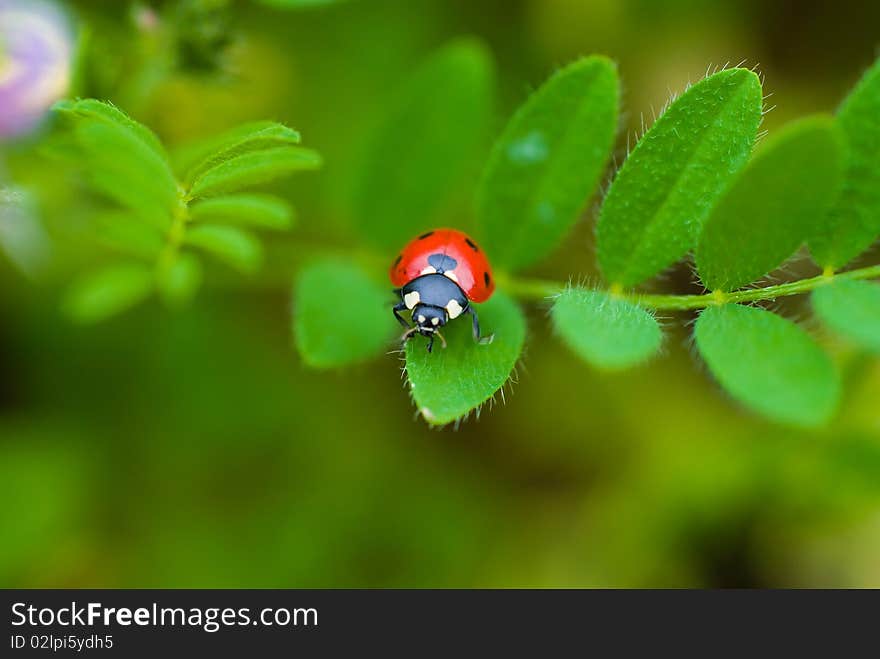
xmin=434 ymin=329 xmax=447 ymax=350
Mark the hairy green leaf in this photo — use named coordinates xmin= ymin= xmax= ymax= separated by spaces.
xmin=352 ymin=38 xmax=494 ymax=248
xmin=695 ymin=304 xmax=840 ymax=427
xmin=189 ymin=194 xmax=294 ymax=230
xmin=551 ymin=288 xmax=661 ymax=369
xmin=188 ymin=146 xmax=321 ymax=199
xmin=157 ymin=253 xmax=203 ymax=306
xmin=405 ymin=292 xmax=525 ymax=425
xmin=185 ymin=225 xmax=262 ymax=273
xmin=597 ymin=68 xmax=762 ymax=286
xmin=813 ymin=278 xmax=880 ymax=353
xmin=54 ymin=98 xmax=167 ymax=160
xmin=69 ymin=120 xmax=180 ymax=228
xmin=477 ymin=56 xmax=619 ymax=271
xmin=63 ymin=263 xmax=154 ymax=324
xmin=181 ymin=122 xmax=302 ymax=184
xmin=809 ymin=57 xmax=880 ymax=268
xmin=294 ymin=260 xmax=394 ymax=368
xmin=697 ymin=116 xmax=844 ymax=291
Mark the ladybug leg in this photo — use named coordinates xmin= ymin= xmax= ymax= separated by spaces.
xmin=426 ymin=333 xmax=435 ymax=353
xmin=392 ymin=301 xmax=410 ymax=328
xmin=468 ymin=306 xmax=494 ymax=345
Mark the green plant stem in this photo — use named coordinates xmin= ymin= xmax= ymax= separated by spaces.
xmin=500 ymin=264 xmax=880 ymax=310
xmin=158 ymin=192 xmax=190 ymax=272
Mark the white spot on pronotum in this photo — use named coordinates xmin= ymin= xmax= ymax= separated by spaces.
xmin=404 ymin=291 xmax=420 ymax=309
xmin=417 ymin=314 xmax=425 ymax=323
xmin=431 ymin=317 xmax=439 ymax=325
xmin=446 ymin=299 xmax=463 ymax=319
xmin=420 ymin=266 xmax=437 ymax=275
xmin=444 ymin=270 xmax=459 ymax=283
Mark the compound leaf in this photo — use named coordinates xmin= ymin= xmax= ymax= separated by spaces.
xmin=405 ymin=292 xmax=525 ymax=426
xmin=189 ymin=194 xmax=294 ymax=230
xmin=477 ymin=56 xmax=619 ymax=271
xmin=352 ymin=38 xmax=494 ymax=249
xmin=697 ymin=116 xmax=844 ymax=291
xmin=551 ymin=288 xmax=661 ymax=369
xmin=813 ymin=278 xmax=880 ymax=353
xmin=294 ymin=259 xmax=394 ymax=368
xmin=809 ymin=57 xmax=880 ymax=268
xmin=597 ymin=68 xmax=762 ymax=287
xmin=695 ymin=304 xmax=840 ymax=427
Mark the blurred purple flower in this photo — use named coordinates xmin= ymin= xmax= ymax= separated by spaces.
xmin=0 ymin=0 xmax=74 ymax=139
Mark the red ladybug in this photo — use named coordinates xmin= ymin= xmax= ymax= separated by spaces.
xmin=390 ymin=228 xmax=495 ymax=352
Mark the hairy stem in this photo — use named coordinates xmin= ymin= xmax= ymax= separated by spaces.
xmin=501 ymin=263 xmax=880 ymax=310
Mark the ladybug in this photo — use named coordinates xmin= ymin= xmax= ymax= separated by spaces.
xmin=391 ymin=228 xmax=495 ymax=352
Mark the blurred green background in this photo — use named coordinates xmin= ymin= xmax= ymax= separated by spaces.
xmin=2 ymin=0 xmax=880 ymax=587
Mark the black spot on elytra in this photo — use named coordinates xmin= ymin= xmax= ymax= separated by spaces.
xmin=484 ymin=272 xmax=491 ymax=287
xmin=393 ymin=254 xmax=402 ymax=267
xmin=465 ymin=237 xmax=479 ymax=251
xmin=418 ymin=231 xmax=434 ymax=240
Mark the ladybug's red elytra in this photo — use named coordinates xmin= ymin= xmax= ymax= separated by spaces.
xmin=390 ymin=228 xmax=495 ymax=352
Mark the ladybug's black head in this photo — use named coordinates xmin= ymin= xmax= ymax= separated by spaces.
xmin=412 ymin=304 xmax=448 ymax=336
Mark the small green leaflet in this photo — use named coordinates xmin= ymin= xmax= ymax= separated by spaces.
xmin=477 ymin=56 xmax=619 ymax=271
xmin=185 ymin=225 xmax=262 ymax=273
xmin=809 ymin=56 xmax=880 ymax=269
xmin=181 ymin=122 xmax=302 ymax=185
xmin=405 ymin=292 xmax=525 ymax=425
xmin=63 ymin=263 xmax=154 ymax=324
xmin=812 ymin=278 xmax=880 ymax=353
xmin=53 ymin=98 xmax=167 ymax=160
xmin=697 ymin=116 xmax=844 ymax=291
xmin=157 ymin=253 xmax=203 ymax=306
xmin=695 ymin=304 xmax=840 ymax=427
xmin=551 ymin=288 xmax=662 ymax=369
xmin=189 ymin=194 xmax=294 ymax=230
xmin=294 ymin=259 xmax=394 ymax=368
xmin=188 ymin=147 xmax=321 ymax=199
xmin=351 ymin=38 xmax=494 ymax=249
xmin=597 ymin=68 xmax=762 ymax=287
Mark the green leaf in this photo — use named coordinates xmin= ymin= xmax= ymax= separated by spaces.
xmin=551 ymin=288 xmax=662 ymax=369
xmin=477 ymin=56 xmax=619 ymax=271
xmin=696 ymin=116 xmax=844 ymax=291
xmin=54 ymin=98 xmax=167 ymax=160
xmin=294 ymin=259 xmax=394 ymax=368
xmin=157 ymin=253 xmax=203 ymax=306
xmin=184 ymin=225 xmax=262 ymax=273
xmin=405 ymin=292 xmax=525 ymax=425
xmin=188 ymin=146 xmax=321 ymax=199
xmin=597 ymin=68 xmax=762 ymax=287
xmin=189 ymin=194 xmax=294 ymax=230
xmin=813 ymin=278 xmax=880 ymax=353
xmin=63 ymin=263 xmax=154 ymax=324
xmin=695 ymin=304 xmax=840 ymax=427
xmin=352 ymin=38 xmax=494 ymax=248
xmin=71 ymin=119 xmax=180 ymax=229
xmin=181 ymin=122 xmax=302 ymax=184
xmin=809 ymin=57 xmax=880 ymax=268
xmin=93 ymin=211 xmax=164 ymax=259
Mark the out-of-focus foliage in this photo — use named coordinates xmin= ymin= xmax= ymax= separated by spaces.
xmin=696 ymin=116 xmax=844 ymax=291
xmin=2 ymin=0 xmax=880 ymax=589
xmin=477 ymin=56 xmax=618 ymax=271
